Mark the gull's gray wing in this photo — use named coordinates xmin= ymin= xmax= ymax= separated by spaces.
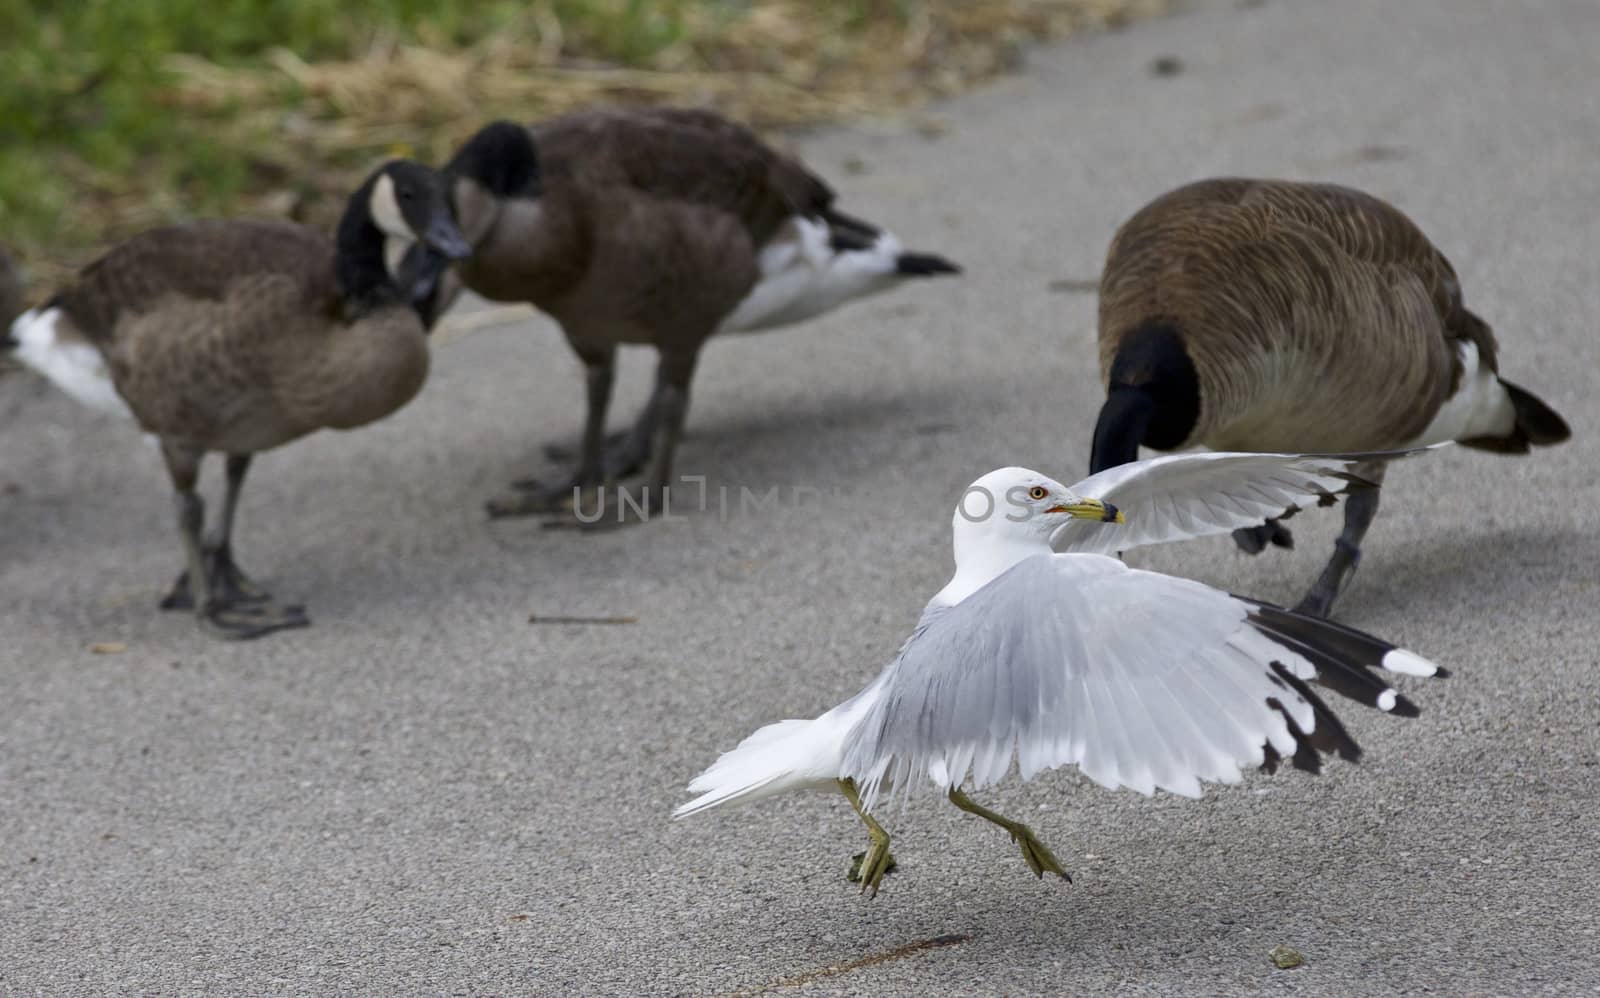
xmin=841 ymin=553 xmax=1440 ymax=810
xmin=1050 ymin=449 xmax=1436 ymax=556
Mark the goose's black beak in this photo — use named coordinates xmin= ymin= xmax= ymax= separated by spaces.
xmin=423 ymin=215 xmax=472 ymax=261
xmin=394 ymin=244 xmax=437 ymax=299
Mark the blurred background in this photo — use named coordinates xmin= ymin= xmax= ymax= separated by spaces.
xmin=0 ymin=0 xmax=1167 ymax=286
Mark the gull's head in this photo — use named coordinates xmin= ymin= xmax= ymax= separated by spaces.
xmin=952 ymin=467 xmax=1123 ymax=547
xmin=938 ymin=468 xmax=1123 ymax=602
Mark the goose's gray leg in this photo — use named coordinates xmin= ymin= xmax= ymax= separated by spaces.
xmin=546 ymin=347 xmax=700 ymax=530
xmin=492 ymin=347 xmax=616 ymax=518
xmin=546 ymin=378 xmax=666 ymax=481
xmin=617 ymin=347 xmax=698 ymax=523
xmin=159 ymin=445 xmax=308 ymax=640
xmin=210 ymin=455 xmax=266 ymax=602
xmin=540 ymin=429 xmax=632 ymax=467
xmin=162 ymin=454 xmax=285 ymax=610
xmin=603 ymin=391 xmax=665 ymax=484
xmin=1293 ymin=464 xmax=1386 ymax=619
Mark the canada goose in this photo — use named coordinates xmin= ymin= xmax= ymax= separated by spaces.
xmin=4 ymin=161 xmax=470 ymax=639
xmin=400 ymin=109 xmax=960 ymax=520
xmin=1090 ymin=178 xmax=1571 ymax=618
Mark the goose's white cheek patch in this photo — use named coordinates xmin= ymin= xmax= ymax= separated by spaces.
xmin=369 ymin=173 xmax=411 ymax=241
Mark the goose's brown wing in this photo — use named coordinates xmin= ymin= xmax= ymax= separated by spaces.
xmin=50 ymin=220 xmax=335 ymax=348
xmin=1228 ymin=180 xmax=1499 ymax=372
xmin=531 ymin=107 xmax=832 ymax=245
xmin=1098 ymin=179 xmax=1489 ymax=448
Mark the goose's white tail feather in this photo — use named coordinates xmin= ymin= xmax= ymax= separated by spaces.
xmin=1409 ymin=341 xmax=1515 ymax=445
xmin=9 ymin=307 xmax=134 ymax=420
xmin=718 ymin=216 xmax=906 ymax=334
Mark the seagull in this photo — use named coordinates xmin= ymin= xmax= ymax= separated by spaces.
xmin=675 ymin=454 xmax=1446 ymax=896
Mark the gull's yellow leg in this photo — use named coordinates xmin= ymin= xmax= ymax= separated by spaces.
xmin=947 ymin=787 xmax=1071 ymax=882
xmin=837 ymin=778 xmax=895 ymax=897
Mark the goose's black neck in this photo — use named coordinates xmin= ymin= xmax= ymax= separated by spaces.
xmin=447 ymin=121 xmax=540 ymax=197
xmin=334 ymin=173 xmax=400 ymax=316
xmin=1089 ymin=320 xmax=1200 ymax=473
xmin=1090 ymin=389 xmax=1155 ymax=472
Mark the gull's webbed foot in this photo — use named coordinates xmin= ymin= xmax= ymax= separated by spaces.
xmin=1010 ymin=823 xmax=1071 ymax=882
xmin=847 ymin=848 xmax=898 ymax=886
xmin=851 ymin=831 xmax=895 ymax=898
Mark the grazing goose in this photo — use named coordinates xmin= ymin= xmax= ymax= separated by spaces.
xmin=5 ymin=161 xmax=470 ymax=639
xmin=1090 ymin=178 xmax=1570 ymax=618
xmin=400 ymin=109 xmax=960 ymax=520
xmin=676 ymin=458 xmax=1443 ymax=897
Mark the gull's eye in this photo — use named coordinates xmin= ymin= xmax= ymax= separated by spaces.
xmin=1028 ymin=486 xmax=1049 ymax=501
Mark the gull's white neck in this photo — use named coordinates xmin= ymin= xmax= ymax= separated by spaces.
xmin=932 ymin=523 xmax=1051 ymax=607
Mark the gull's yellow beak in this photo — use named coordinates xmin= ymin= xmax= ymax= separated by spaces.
xmin=1048 ymin=498 xmax=1125 ymax=523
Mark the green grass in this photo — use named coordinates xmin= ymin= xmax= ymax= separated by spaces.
xmin=0 ymin=1 xmax=737 ymax=253
xmin=0 ymin=0 xmax=1152 ymax=274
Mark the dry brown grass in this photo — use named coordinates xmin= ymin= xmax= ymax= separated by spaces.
xmin=22 ymin=0 xmax=1171 ymax=287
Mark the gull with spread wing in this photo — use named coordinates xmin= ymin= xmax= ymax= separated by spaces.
xmin=675 ymin=453 xmax=1445 ymax=896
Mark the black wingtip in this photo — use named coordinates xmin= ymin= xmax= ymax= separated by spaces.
xmin=896 ymin=253 xmax=961 ymax=276
xmin=1265 ymin=667 xmax=1364 ymax=773
xmin=1457 ymin=378 xmax=1570 ymax=453
xmin=1245 ymin=600 xmax=1440 ymax=726
xmin=1431 ymin=665 xmax=1452 ymax=679
xmin=1388 ymin=696 xmax=1422 ymax=719
xmin=1503 ymin=379 xmax=1572 ymax=446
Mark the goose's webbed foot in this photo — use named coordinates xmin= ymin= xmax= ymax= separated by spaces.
xmin=160 ymin=542 xmax=278 ymax=611
xmin=1232 ymin=519 xmax=1294 ymax=555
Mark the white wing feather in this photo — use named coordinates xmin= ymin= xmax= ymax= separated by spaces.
xmin=841 ymin=553 xmax=1438 ymax=811
xmin=1049 ymin=449 xmax=1439 ymax=555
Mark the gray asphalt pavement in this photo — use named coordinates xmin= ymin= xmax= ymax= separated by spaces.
xmin=3 ymin=0 xmax=1598 ymax=993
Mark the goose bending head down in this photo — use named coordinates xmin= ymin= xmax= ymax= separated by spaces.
xmin=5 ymin=159 xmax=470 ymax=640
xmin=1088 ymin=178 xmax=1571 ymax=618
xmin=393 ymin=110 xmax=961 ymax=524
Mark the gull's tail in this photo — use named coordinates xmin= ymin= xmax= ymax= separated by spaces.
xmin=673 ymin=686 xmax=882 ymax=818
xmin=673 ymin=719 xmax=818 ymax=818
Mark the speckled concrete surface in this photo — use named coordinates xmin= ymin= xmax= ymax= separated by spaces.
xmin=2 ymin=0 xmax=1597 ymax=993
